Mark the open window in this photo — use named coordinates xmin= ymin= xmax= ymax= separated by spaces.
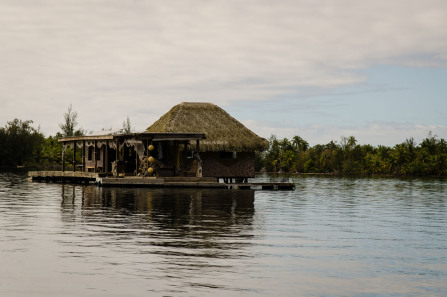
xmin=220 ymin=151 xmax=237 ymax=159
xmin=87 ymin=146 xmax=94 ymax=161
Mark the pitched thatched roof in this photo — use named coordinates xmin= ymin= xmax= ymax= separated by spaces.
xmin=146 ymin=102 xmax=269 ymax=152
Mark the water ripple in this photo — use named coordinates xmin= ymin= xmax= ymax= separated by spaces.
xmin=1 ymin=172 xmax=446 ymax=296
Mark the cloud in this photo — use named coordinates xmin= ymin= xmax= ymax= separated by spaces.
xmin=0 ymin=0 xmax=446 ymax=135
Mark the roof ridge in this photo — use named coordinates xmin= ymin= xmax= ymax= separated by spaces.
xmin=180 ymin=101 xmax=214 ymax=106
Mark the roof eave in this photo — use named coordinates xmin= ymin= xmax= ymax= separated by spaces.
xmin=58 ymin=132 xmax=206 ymax=143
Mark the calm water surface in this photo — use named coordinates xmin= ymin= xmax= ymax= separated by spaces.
xmin=1 ymin=172 xmax=446 ymax=296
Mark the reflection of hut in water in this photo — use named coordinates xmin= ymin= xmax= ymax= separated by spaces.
xmin=98 ymin=188 xmax=255 ymax=226
xmin=57 ymin=102 xmax=268 ymax=182
xmin=71 ymin=187 xmax=256 ymax=246
xmin=60 ymin=187 xmax=256 ymax=261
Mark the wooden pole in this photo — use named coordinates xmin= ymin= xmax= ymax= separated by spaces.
xmin=82 ymin=140 xmax=85 ymax=172
xmin=94 ymin=140 xmax=97 ymax=173
xmin=174 ymin=141 xmax=178 ymax=171
xmin=62 ymin=145 xmax=65 ymax=172
xmin=105 ymin=140 xmax=109 ymax=174
xmin=73 ymin=142 xmax=76 ymax=172
xmin=116 ymin=139 xmax=119 ymax=161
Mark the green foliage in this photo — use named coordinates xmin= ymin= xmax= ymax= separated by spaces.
xmin=259 ymin=133 xmax=447 ymax=176
xmin=1 ymin=113 xmax=84 ymax=169
xmin=0 ymin=119 xmax=45 ymax=167
xmin=59 ymin=104 xmax=85 ymax=137
xmin=39 ymin=136 xmax=63 ymax=167
xmin=1 ymin=114 xmax=446 ymax=177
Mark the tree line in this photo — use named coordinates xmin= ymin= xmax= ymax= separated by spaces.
xmin=1 ymin=106 xmax=446 ymax=176
xmin=0 ymin=105 xmax=133 ymax=169
xmin=256 ymin=133 xmax=447 ymax=176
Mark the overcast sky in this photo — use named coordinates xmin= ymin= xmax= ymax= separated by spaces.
xmin=1 ymin=0 xmax=446 ymax=146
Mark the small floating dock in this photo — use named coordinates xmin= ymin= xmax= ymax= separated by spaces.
xmin=28 ymin=171 xmax=295 ymax=191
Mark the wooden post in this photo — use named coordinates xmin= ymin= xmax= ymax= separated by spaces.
xmin=174 ymin=141 xmax=178 ymax=171
xmin=94 ymin=140 xmax=97 ymax=173
xmin=82 ymin=140 xmax=86 ymax=172
xmin=73 ymin=142 xmax=76 ymax=172
xmin=116 ymin=139 xmax=119 ymax=161
xmin=135 ymin=146 xmax=138 ymax=176
xmin=105 ymin=140 xmax=109 ymax=174
xmin=62 ymin=145 xmax=65 ymax=172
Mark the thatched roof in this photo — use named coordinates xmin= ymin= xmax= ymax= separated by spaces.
xmin=146 ymin=102 xmax=269 ymax=152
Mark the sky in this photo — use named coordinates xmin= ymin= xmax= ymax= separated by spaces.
xmin=1 ymin=0 xmax=446 ymax=146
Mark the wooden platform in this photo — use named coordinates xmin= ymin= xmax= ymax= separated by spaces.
xmin=28 ymin=171 xmax=295 ymax=190
xmin=98 ymin=176 xmax=226 ymax=189
xmin=28 ymin=171 xmax=99 ymax=183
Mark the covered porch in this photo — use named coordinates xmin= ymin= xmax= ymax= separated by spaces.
xmin=58 ymin=132 xmax=206 ymax=178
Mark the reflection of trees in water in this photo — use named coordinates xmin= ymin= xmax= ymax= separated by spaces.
xmin=60 ymin=185 xmax=256 ymax=254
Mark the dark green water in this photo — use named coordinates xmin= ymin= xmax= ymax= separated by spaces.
xmin=1 ymin=172 xmax=446 ymax=296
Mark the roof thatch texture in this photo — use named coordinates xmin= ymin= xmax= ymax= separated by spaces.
xmin=146 ymin=102 xmax=269 ymax=152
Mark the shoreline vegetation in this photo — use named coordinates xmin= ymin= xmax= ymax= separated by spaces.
xmin=256 ymin=134 xmax=447 ymax=177
xmin=1 ymin=117 xmax=446 ymax=177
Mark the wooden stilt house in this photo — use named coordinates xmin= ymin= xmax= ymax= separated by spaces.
xmin=146 ymin=102 xmax=269 ymax=181
xmin=57 ymin=102 xmax=268 ymax=181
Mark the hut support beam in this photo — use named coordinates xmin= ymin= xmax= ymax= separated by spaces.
xmin=115 ymin=139 xmax=119 ymax=161
xmin=105 ymin=140 xmax=109 ymax=174
xmin=82 ymin=140 xmax=85 ymax=172
xmin=135 ymin=147 xmax=138 ymax=176
xmin=94 ymin=140 xmax=97 ymax=173
xmin=73 ymin=142 xmax=76 ymax=172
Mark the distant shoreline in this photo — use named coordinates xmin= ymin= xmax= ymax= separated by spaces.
xmin=257 ymin=171 xmax=447 ymax=178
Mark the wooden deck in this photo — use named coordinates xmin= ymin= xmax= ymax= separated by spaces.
xmin=28 ymin=171 xmax=295 ymax=190
xmin=28 ymin=171 xmax=99 ymax=183
xmin=99 ymin=176 xmax=226 ymax=189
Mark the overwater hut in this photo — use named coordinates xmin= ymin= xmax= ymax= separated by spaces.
xmin=57 ymin=102 xmax=268 ymax=182
xmin=146 ymin=102 xmax=269 ymax=181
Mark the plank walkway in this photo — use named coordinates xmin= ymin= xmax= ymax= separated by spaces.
xmin=28 ymin=171 xmax=295 ymax=190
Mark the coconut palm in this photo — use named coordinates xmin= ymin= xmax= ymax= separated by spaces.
xmin=292 ymin=135 xmax=309 ymax=153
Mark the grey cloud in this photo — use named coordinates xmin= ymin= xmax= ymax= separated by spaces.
xmin=0 ymin=0 xmax=446 ymax=134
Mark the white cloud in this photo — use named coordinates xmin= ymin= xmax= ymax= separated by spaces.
xmin=0 ymin=0 xmax=446 ymax=135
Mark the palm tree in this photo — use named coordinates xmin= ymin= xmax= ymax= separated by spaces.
xmin=292 ymin=135 xmax=309 ymax=153
xmin=279 ymin=138 xmax=291 ymax=151
xmin=282 ymin=150 xmax=296 ymax=172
